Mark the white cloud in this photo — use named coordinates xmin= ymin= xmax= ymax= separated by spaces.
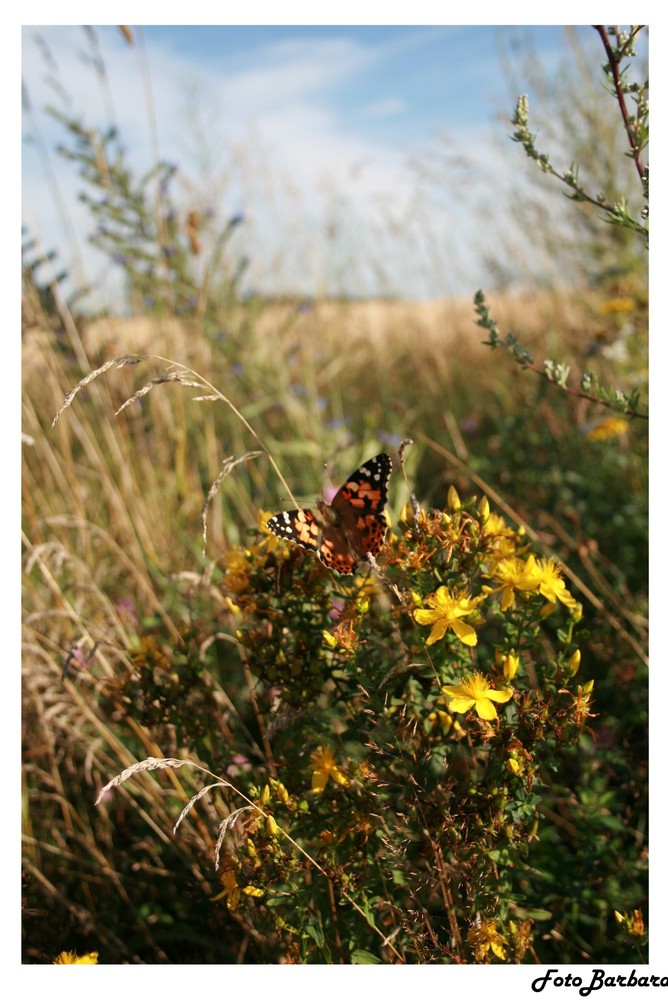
xmin=21 ymin=24 xmax=586 ymax=304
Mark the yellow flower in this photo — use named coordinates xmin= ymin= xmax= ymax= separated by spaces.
xmin=442 ymin=672 xmax=513 ymax=721
xmin=211 ymin=862 xmax=264 ymax=909
xmin=507 ymin=753 xmax=524 ymax=776
xmin=212 ymin=866 xmax=242 ymax=910
xmin=599 ymin=296 xmax=635 ymax=315
xmin=242 ymin=885 xmax=265 ymax=899
xmin=257 ymin=510 xmax=290 ymax=558
xmin=467 ymin=919 xmax=508 ymax=962
xmin=568 ymin=680 xmax=595 ymax=726
xmin=266 ymin=815 xmax=278 ymax=837
xmin=614 ymin=909 xmax=645 ymax=936
xmin=222 ymin=547 xmax=252 ymax=595
xmin=502 ymin=652 xmax=520 ymax=681
xmin=322 ymin=629 xmax=339 ymax=649
xmin=414 ymin=586 xmax=481 ymax=647
xmin=586 ymin=416 xmax=629 ymax=441
xmin=270 ymin=779 xmax=291 ymax=805
xmin=483 ymin=512 xmax=522 ymax=563
xmin=566 ymin=649 xmax=581 ymax=677
xmin=310 ymin=746 xmax=350 ymax=793
xmin=485 ymin=554 xmax=541 ymax=610
xmin=53 ymin=950 xmax=99 ymax=964
xmin=428 ymin=707 xmax=465 ymax=738
xmin=532 ymin=558 xmax=577 ymax=609
xmin=130 ymin=635 xmax=170 ymax=672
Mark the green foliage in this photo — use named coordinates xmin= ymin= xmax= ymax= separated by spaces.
xmin=474 ymin=288 xmax=647 ymax=418
xmin=496 ymin=25 xmax=647 ymax=290
xmin=48 ymin=107 xmax=247 ymax=328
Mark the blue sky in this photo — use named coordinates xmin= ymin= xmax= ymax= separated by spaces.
xmin=21 ymin=22 xmax=635 ymax=304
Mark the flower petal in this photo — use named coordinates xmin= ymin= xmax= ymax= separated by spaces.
xmin=445 ymin=695 xmax=476 ymax=714
xmin=485 ymin=686 xmax=513 ymax=704
xmin=450 ymin=619 xmax=478 ymax=646
xmin=475 ymin=698 xmax=498 ymax=720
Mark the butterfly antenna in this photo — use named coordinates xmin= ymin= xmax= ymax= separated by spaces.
xmin=398 ymin=437 xmax=422 ymax=527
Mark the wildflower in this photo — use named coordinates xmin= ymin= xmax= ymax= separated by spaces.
xmin=570 ymin=601 xmax=583 ymax=623
xmin=53 ymin=950 xmax=99 ymax=964
xmin=257 ymin=510 xmax=289 ymax=558
xmin=222 ymin=546 xmax=252 ymax=594
xmin=508 ymin=919 xmax=534 ymax=960
xmin=130 ymin=635 xmax=170 ymax=672
xmin=270 ymin=779 xmax=291 ymax=805
xmin=566 ymin=649 xmax=581 ymax=677
xmin=447 ymin=485 xmax=461 ymax=511
xmin=442 ymin=672 xmax=513 ymax=721
xmin=599 ymin=296 xmax=635 ymax=316
xmin=116 ymin=597 xmax=138 ymax=627
xmin=324 ymin=621 xmax=360 ymax=652
xmin=467 ymin=918 xmax=508 ymax=962
xmin=586 ymin=416 xmax=629 ymax=442
xmin=478 ymin=495 xmax=490 ymax=523
xmin=242 ymin=885 xmax=265 ymax=899
xmin=310 ymin=747 xmax=350 ymax=793
xmin=532 ymin=558 xmax=577 ymax=609
xmin=428 ymin=707 xmax=465 ymax=738
xmin=414 ymin=586 xmax=482 ymax=647
xmin=212 ymin=865 xmax=241 ymax=910
xmin=568 ymin=680 xmax=595 ymax=727
xmin=614 ymin=909 xmax=645 ymax=936
xmin=266 ymin=815 xmax=278 ymax=837
xmin=507 ymin=754 xmax=524 ymax=776
xmin=485 ymin=554 xmax=541 ymax=610
xmin=484 ymin=512 xmax=513 ymax=538
xmin=502 ymin=651 xmax=520 ymax=681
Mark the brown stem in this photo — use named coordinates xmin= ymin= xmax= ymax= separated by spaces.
xmin=593 ymin=25 xmax=646 ymax=181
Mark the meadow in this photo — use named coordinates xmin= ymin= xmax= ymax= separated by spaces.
xmin=22 ymin=26 xmax=648 ymax=965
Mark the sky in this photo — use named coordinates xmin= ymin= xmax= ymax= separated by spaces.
xmin=20 ymin=21 xmax=623 ymax=307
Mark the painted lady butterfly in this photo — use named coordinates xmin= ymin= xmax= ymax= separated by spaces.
xmin=267 ymin=453 xmax=392 ymax=575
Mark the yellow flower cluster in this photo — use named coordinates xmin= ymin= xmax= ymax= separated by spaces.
xmin=53 ymin=950 xmax=99 ymax=964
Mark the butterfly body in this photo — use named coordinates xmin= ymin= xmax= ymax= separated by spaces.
xmin=267 ymin=453 xmax=392 ymax=575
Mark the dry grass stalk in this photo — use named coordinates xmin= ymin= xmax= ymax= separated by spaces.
xmin=52 ymin=355 xmax=141 ymax=427
xmin=201 ymin=451 xmax=263 ymax=554
xmin=95 ymin=756 xmax=190 ymax=805
xmin=214 ymin=806 xmax=255 ymax=869
xmin=173 ymin=781 xmax=232 ymax=834
xmin=115 ymin=370 xmax=207 ymax=415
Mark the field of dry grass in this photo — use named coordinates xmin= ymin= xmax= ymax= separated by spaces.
xmin=24 ymin=290 xmax=596 ymax=362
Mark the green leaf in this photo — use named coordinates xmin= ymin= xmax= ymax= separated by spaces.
xmin=351 ymin=949 xmax=382 ymax=964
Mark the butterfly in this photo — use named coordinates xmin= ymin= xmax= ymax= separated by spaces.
xmin=267 ymin=453 xmax=392 ymax=575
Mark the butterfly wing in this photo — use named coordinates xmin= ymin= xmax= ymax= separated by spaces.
xmin=330 ymin=453 xmax=392 ymax=515
xmin=267 ymin=453 xmax=392 ymax=575
xmin=266 ymin=508 xmax=321 ymax=552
